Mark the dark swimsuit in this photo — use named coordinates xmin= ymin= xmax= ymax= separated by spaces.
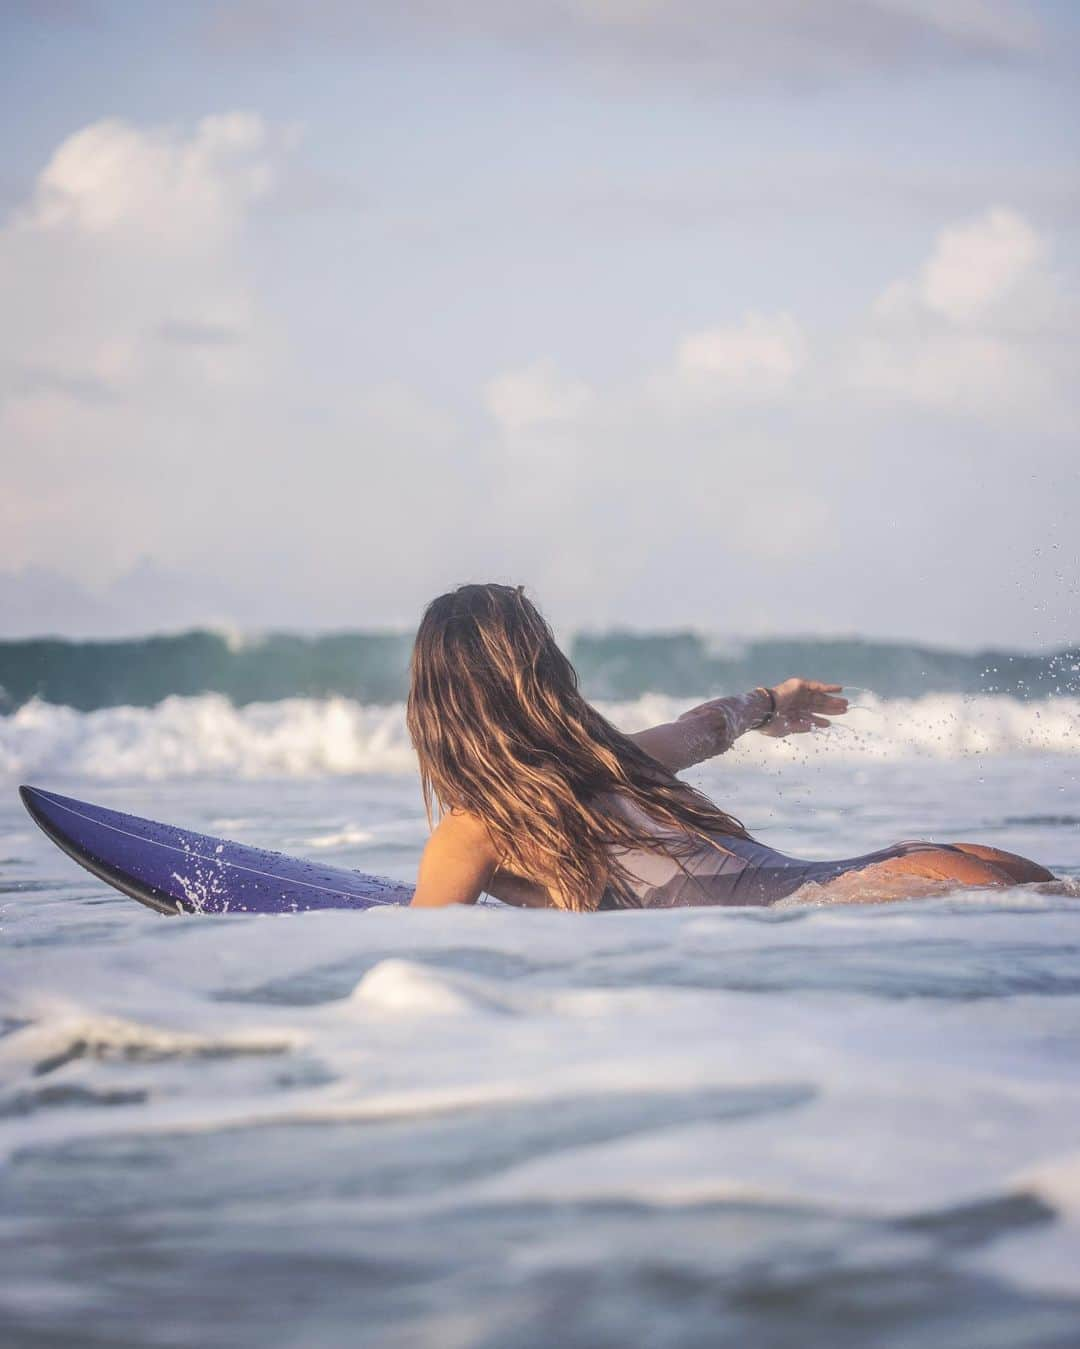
xmin=596 ymin=792 xmax=957 ymax=908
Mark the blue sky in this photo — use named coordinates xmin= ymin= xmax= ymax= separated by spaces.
xmin=1 ymin=1 xmax=1078 ymax=645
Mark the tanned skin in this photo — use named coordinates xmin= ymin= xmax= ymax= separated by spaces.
xmin=411 ymin=678 xmax=1051 ymax=909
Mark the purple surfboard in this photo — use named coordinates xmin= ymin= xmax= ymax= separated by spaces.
xmin=20 ymin=785 xmax=414 ymax=915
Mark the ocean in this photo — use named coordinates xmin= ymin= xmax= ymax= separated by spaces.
xmin=1 ymin=631 xmax=1079 ymax=1346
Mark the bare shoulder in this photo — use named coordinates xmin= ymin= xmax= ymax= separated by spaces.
xmin=426 ymin=808 xmax=500 ymax=866
xmin=441 ymin=808 xmax=496 ymax=845
xmin=412 ymin=807 xmax=499 ymax=908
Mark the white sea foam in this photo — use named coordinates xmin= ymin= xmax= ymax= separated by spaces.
xmin=2 ymin=803 xmax=1080 ymax=1336
xmin=302 ymin=826 xmax=377 ymax=849
xmin=0 ymin=691 xmax=1077 ymax=781
xmin=0 ymin=1012 xmax=303 ymax=1084
xmin=0 ymin=693 xmax=416 ymax=780
xmin=351 ymin=958 xmax=524 ymax=1016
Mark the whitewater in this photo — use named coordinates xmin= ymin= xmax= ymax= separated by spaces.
xmin=2 ymin=690 xmax=1078 ymax=779
xmin=2 ymin=685 xmax=1079 ymax=1345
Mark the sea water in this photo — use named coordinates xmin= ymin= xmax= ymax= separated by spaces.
xmin=1 ymin=692 xmax=1079 ymax=1347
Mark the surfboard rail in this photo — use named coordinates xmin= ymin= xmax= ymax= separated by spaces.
xmin=19 ymin=785 xmax=415 ymax=915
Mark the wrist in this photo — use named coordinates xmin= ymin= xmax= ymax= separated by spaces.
xmin=748 ymin=686 xmax=777 ymax=730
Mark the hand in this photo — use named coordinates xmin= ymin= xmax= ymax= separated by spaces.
xmin=758 ymin=679 xmax=848 ymax=738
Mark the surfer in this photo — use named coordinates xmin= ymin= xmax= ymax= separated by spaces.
xmin=407 ymin=584 xmax=1053 ymax=910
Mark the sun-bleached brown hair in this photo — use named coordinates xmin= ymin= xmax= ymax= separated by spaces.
xmin=406 ymin=583 xmax=750 ymax=911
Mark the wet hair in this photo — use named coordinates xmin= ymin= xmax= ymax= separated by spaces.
xmin=406 ymin=583 xmax=750 ymax=911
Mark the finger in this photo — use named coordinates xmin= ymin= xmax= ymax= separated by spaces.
xmin=808 ymin=682 xmax=843 ymax=693
xmin=798 ymin=696 xmax=844 ymax=715
xmin=811 ymin=715 xmax=831 ymax=728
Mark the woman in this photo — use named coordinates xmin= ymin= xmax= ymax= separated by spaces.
xmin=406 ymin=584 xmax=1052 ymax=910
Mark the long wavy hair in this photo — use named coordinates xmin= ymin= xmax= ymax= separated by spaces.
xmin=406 ymin=583 xmax=751 ymax=911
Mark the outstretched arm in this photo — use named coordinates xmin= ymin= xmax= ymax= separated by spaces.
xmin=629 ymin=689 xmax=772 ymax=773
xmin=628 ymin=680 xmax=848 ymax=773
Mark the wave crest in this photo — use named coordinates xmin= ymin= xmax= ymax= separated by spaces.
xmin=1 ymin=692 xmax=1078 ymax=781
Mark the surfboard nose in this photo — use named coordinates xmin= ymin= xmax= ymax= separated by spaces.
xmin=19 ymin=785 xmax=72 ymax=847
xmin=18 ymin=783 xmax=186 ymax=915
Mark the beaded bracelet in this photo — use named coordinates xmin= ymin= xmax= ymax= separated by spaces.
xmin=749 ymin=685 xmax=777 ymax=730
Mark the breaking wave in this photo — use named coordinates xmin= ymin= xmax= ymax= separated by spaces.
xmin=1 ymin=691 xmax=1077 ymax=781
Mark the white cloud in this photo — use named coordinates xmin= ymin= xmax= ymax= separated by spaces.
xmin=920 ymin=208 xmax=1041 ymax=323
xmin=875 ymin=207 xmax=1043 ymax=325
xmin=481 ymin=314 xmax=827 ymax=596
xmin=850 ymin=329 xmax=1050 ymax=419
xmin=2 ymin=107 xmax=1075 ymax=643
xmin=642 ymin=313 xmax=807 ymax=423
xmin=19 ymin=112 xmax=275 ymax=246
xmin=0 ymin=113 xmax=285 ymax=415
xmin=0 ymin=114 xmax=495 ymax=619
xmin=484 ymin=361 xmax=596 ymax=436
xmin=854 ymin=207 xmax=1076 ymax=424
xmin=673 ymin=313 xmax=806 ymax=391
xmin=0 ymin=114 xmax=293 ymax=584
xmin=477 ymin=204 xmax=1077 ymax=615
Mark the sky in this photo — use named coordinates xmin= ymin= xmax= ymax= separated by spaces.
xmin=1 ymin=0 xmax=1078 ymax=648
